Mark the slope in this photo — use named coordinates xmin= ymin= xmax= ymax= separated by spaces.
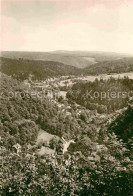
xmin=0 ymin=57 xmax=80 ymax=80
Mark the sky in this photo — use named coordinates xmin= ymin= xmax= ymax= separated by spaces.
xmin=1 ymin=0 xmax=133 ymax=54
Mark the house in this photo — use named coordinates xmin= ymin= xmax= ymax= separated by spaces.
xmin=13 ymin=143 xmax=21 ymax=154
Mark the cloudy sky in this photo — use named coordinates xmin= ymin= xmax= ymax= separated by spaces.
xmin=1 ymin=0 xmax=133 ymax=54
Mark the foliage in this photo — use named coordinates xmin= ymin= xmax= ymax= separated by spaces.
xmin=0 ymin=57 xmax=80 ymax=81
xmin=67 ymin=77 xmax=133 ymax=113
xmin=0 ymin=74 xmax=133 ymax=195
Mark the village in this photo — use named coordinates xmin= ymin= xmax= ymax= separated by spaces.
xmin=23 ymin=75 xmax=87 ymax=117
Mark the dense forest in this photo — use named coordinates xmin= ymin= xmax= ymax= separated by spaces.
xmin=84 ymin=57 xmax=133 ymax=75
xmin=108 ymin=105 xmax=133 ymax=144
xmin=0 ymin=57 xmax=80 ymax=81
xmin=67 ymin=77 xmax=133 ymax=113
xmin=1 ymin=56 xmax=133 ymax=82
xmin=1 ymin=73 xmax=133 ymax=195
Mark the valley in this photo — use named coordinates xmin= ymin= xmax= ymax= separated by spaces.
xmin=1 ymin=0 xmax=133 ymax=194
xmin=1 ymin=53 xmax=133 ymax=196
xmin=20 ymin=71 xmax=133 ymax=157
xmin=1 ymin=50 xmax=130 ymax=68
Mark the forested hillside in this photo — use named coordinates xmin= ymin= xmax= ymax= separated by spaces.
xmin=0 ymin=57 xmax=80 ymax=80
xmin=0 ymin=51 xmax=96 ymax=68
xmin=84 ymin=57 xmax=133 ymax=75
xmin=108 ymin=105 xmax=133 ymax=144
xmin=1 ymin=56 xmax=133 ymax=82
xmin=1 ymin=73 xmax=133 ymax=195
xmin=1 ymin=50 xmax=128 ymax=68
xmin=67 ymin=77 xmax=133 ymax=113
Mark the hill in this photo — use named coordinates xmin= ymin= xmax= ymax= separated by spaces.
xmin=108 ymin=105 xmax=133 ymax=143
xmin=0 ymin=57 xmax=80 ymax=80
xmin=1 ymin=50 xmax=131 ymax=68
xmin=84 ymin=57 xmax=133 ymax=75
xmin=67 ymin=77 xmax=133 ymax=113
xmin=1 ymin=51 xmax=96 ymax=68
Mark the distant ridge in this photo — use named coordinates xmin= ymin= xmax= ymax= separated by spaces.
xmin=1 ymin=50 xmax=131 ymax=69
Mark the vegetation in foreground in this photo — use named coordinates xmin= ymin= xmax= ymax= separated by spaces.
xmin=0 ymin=73 xmax=133 ymax=195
